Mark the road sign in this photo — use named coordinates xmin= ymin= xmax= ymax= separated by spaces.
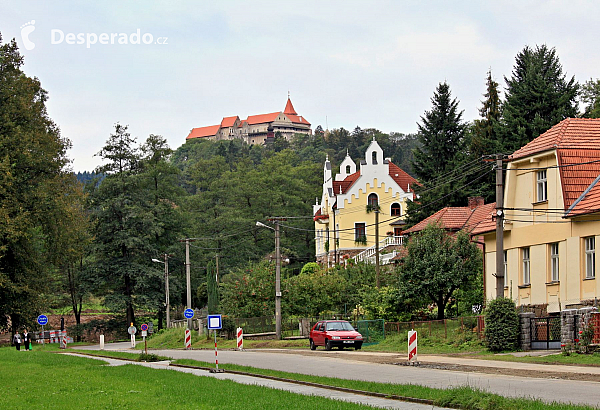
xmin=128 ymin=326 xmax=137 ymax=335
xmin=141 ymin=330 xmax=147 ymax=337
xmin=184 ymin=308 xmax=195 ymax=319
xmin=140 ymin=323 xmax=148 ymax=331
xmin=207 ymin=314 xmax=222 ymax=330
xmin=148 ymin=322 xmax=154 ymax=334
xmin=37 ymin=315 xmax=48 ymax=326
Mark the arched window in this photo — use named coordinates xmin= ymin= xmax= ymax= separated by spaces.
xmin=346 ymin=165 xmax=351 ymax=174
xmin=368 ymin=193 xmax=378 ymax=208
xmin=391 ymin=203 xmax=401 ymax=216
xmin=372 ymin=151 xmax=377 ymax=164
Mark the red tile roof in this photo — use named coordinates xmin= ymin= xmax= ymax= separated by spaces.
xmin=285 ymin=114 xmax=311 ymax=125
xmin=284 ymin=98 xmax=297 ymax=115
xmin=313 ymin=208 xmax=329 ymax=221
xmin=333 ymin=171 xmax=361 ymax=195
xmin=186 ymin=125 xmax=220 ymax=140
xmin=511 ymin=118 xmax=600 ymax=160
xmin=405 ymin=202 xmax=497 ymax=235
xmin=245 ymin=112 xmax=280 ymax=125
xmin=389 ymin=162 xmax=417 ymax=192
xmin=330 ymin=161 xmax=416 ymax=196
xmin=558 ymin=149 xmax=600 ymax=212
xmin=221 ymin=116 xmax=239 ymax=128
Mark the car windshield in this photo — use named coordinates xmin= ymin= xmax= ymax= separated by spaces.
xmin=325 ymin=321 xmax=354 ymax=331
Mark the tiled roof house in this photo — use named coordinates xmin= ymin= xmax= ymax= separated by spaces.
xmin=474 ymin=118 xmax=600 ymax=313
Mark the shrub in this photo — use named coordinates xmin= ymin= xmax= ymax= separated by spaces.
xmin=484 ymin=298 xmax=519 ymax=351
xmin=300 ymin=262 xmax=320 ymax=276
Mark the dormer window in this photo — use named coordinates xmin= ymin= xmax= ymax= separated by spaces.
xmin=346 ymin=165 xmax=351 ymax=174
xmin=372 ymin=151 xmax=377 ymax=164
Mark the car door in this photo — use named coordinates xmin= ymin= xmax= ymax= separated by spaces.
xmin=313 ymin=322 xmax=325 ymax=345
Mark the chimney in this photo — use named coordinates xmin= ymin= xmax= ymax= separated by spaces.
xmin=468 ymin=196 xmax=484 ymax=210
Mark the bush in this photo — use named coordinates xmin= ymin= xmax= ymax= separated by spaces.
xmin=484 ymin=298 xmax=519 ymax=352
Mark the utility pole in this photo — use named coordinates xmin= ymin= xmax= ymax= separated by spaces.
xmin=332 ymin=207 xmax=337 ymax=265
xmin=215 ymin=254 xmax=220 ymax=284
xmin=275 ymin=220 xmax=282 ymax=340
xmin=495 ymin=154 xmax=505 ymax=299
xmin=164 ymin=254 xmax=170 ymax=329
xmin=375 ymin=207 xmax=380 ymax=288
xmin=185 ymin=238 xmax=192 ymax=330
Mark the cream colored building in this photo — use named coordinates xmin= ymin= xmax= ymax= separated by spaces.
xmin=186 ymin=98 xmax=311 ymax=145
xmin=473 ymin=118 xmax=600 ymax=313
xmin=313 ymin=139 xmax=416 ymax=265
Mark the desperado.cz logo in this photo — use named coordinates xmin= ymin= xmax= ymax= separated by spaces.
xmin=51 ymin=29 xmax=168 ymax=48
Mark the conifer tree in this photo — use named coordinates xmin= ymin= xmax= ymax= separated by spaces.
xmin=500 ymin=45 xmax=578 ymax=153
xmin=407 ymin=82 xmax=467 ymax=225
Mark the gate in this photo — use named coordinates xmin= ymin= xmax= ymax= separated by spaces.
xmin=356 ymin=319 xmax=385 ymax=346
xmin=531 ymin=316 xmax=561 ymax=349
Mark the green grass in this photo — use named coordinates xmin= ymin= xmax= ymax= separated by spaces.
xmin=0 ymin=347 xmax=374 ymax=410
xmin=71 ymin=348 xmax=596 ymax=410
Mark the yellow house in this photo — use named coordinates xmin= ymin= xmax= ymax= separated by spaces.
xmin=313 ymin=138 xmax=416 ymax=265
xmin=473 ymin=118 xmax=600 ymax=313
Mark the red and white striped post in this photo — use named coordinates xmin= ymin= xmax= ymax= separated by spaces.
xmin=236 ymin=327 xmax=243 ymax=350
xmin=408 ymin=330 xmax=417 ymax=362
xmin=214 ymin=330 xmax=219 ymax=370
xmin=60 ymin=331 xmax=67 ymax=349
xmin=184 ymin=328 xmax=191 ymax=350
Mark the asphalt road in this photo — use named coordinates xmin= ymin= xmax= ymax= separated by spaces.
xmin=81 ymin=343 xmax=600 ymax=407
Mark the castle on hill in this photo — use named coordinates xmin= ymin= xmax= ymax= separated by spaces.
xmin=186 ymin=97 xmax=311 ymax=145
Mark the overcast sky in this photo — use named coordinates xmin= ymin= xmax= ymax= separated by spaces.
xmin=1 ymin=1 xmax=599 ymax=172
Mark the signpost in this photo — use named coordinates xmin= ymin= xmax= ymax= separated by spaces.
xmin=408 ymin=330 xmax=418 ymax=362
xmin=128 ymin=323 xmax=137 ymax=348
xmin=184 ymin=308 xmax=195 ymax=321
xmin=140 ymin=324 xmax=148 ymax=355
xmin=207 ymin=315 xmax=223 ymax=372
xmin=37 ymin=315 xmax=48 ymax=345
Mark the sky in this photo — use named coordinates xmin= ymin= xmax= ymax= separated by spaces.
xmin=1 ymin=1 xmax=599 ymax=172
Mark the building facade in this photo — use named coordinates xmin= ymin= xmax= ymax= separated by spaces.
xmin=313 ymin=139 xmax=416 ymax=265
xmin=186 ymin=98 xmax=311 ymax=145
xmin=473 ymin=118 xmax=600 ymax=313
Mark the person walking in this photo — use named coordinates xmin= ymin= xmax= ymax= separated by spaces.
xmin=13 ymin=331 xmax=21 ymax=351
xmin=22 ymin=329 xmax=31 ymax=351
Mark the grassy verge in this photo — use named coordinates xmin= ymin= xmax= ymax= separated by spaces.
xmin=0 ymin=347 xmax=372 ymax=410
xmin=70 ymin=348 xmax=596 ymax=410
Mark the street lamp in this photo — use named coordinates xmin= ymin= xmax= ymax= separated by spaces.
xmin=256 ymin=221 xmax=282 ymax=340
xmin=152 ymin=255 xmax=171 ymax=329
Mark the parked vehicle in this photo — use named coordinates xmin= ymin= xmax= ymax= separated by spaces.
xmin=309 ymin=320 xmax=363 ymax=351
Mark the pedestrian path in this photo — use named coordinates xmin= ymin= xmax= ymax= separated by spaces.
xmin=65 ymin=353 xmax=451 ymax=410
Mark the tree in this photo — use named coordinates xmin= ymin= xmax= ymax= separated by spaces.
xmin=398 ymin=224 xmax=482 ymax=320
xmin=500 ymin=45 xmax=578 ymax=153
xmin=407 ymin=82 xmax=468 ymax=225
xmin=465 ymin=70 xmax=503 ymax=202
xmin=580 ymin=78 xmax=600 ymax=118
xmin=0 ymin=35 xmax=71 ymax=333
xmin=89 ymin=124 xmax=162 ymax=326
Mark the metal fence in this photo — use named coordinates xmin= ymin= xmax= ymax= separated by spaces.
xmin=356 ymin=319 xmax=385 ymax=345
xmin=384 ymin=316 xmax=485 ymax=340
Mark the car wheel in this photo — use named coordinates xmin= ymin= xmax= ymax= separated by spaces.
xmin=325 ymin=339 xmax=332 ymax=351
xmin=310 ymin=339 xmax=316 ymax=350
xmin=355 ymin=345 xmax=362 ymax=350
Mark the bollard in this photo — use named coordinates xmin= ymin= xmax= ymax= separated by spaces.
xmin=100 ymin=335 xmax=105 ymax=350
xmin=408 ymin=330 xmax=417 ymax=362
xmin=236 ymin=327 xmax=243 ymax=350
xmin=185 ymin=328 xmax=191 ymax=350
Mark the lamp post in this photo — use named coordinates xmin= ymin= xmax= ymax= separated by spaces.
xmin=256 ymin=221 xmax=282 ymax=340
xmin=152 ymin=255 xmax=171 ymax=329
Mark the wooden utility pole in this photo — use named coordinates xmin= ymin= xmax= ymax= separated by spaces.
xmin=495 ymin=154 xmax=505 ymax=298
xmin=274 ymin=220 xmax=282 ymax=340
xmin=164 ymin=254 xmax=170 ymax=329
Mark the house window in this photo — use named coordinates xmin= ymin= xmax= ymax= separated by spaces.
xmin=585 ymin=237 xmax=595 ymax=279
xmin=394 ymin=227 xmax=402 ymax=236
xmin=346 ymin=165 xmax=350 ymax=174
xmin=503 ymin=250 xmax=507 ymax=279
xmin=550 ymin=243 xmax=559 ymax=282
xmin=522 ymin=247 xmax=530 ymax=285
xmin=537 ymin=170 xmax=547 ymax=202
xmin=372 ymin=151 xmax=377 ymax=164
xmin=367 ymin=193 xmax=378 ymax=209
xmin=355 ymin=223 xmax=366 ymax=241
xmin=391 ymin=203 xmax=401 ymax=216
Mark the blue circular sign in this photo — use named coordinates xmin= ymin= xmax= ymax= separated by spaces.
xmin=37 ymin=315 xmax=48 ymax=326
xmin=140 ymin=323 xmax=148 ymax=331
xmin=184 ymin=308 xmax=195 ymax=319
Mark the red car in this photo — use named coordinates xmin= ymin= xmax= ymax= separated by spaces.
xmin=309 ymin=320 xmax=363 ymax=350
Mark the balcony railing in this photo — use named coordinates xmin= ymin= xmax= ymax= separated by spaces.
xmin=354 ymin=235 xmax=404 ymax=264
